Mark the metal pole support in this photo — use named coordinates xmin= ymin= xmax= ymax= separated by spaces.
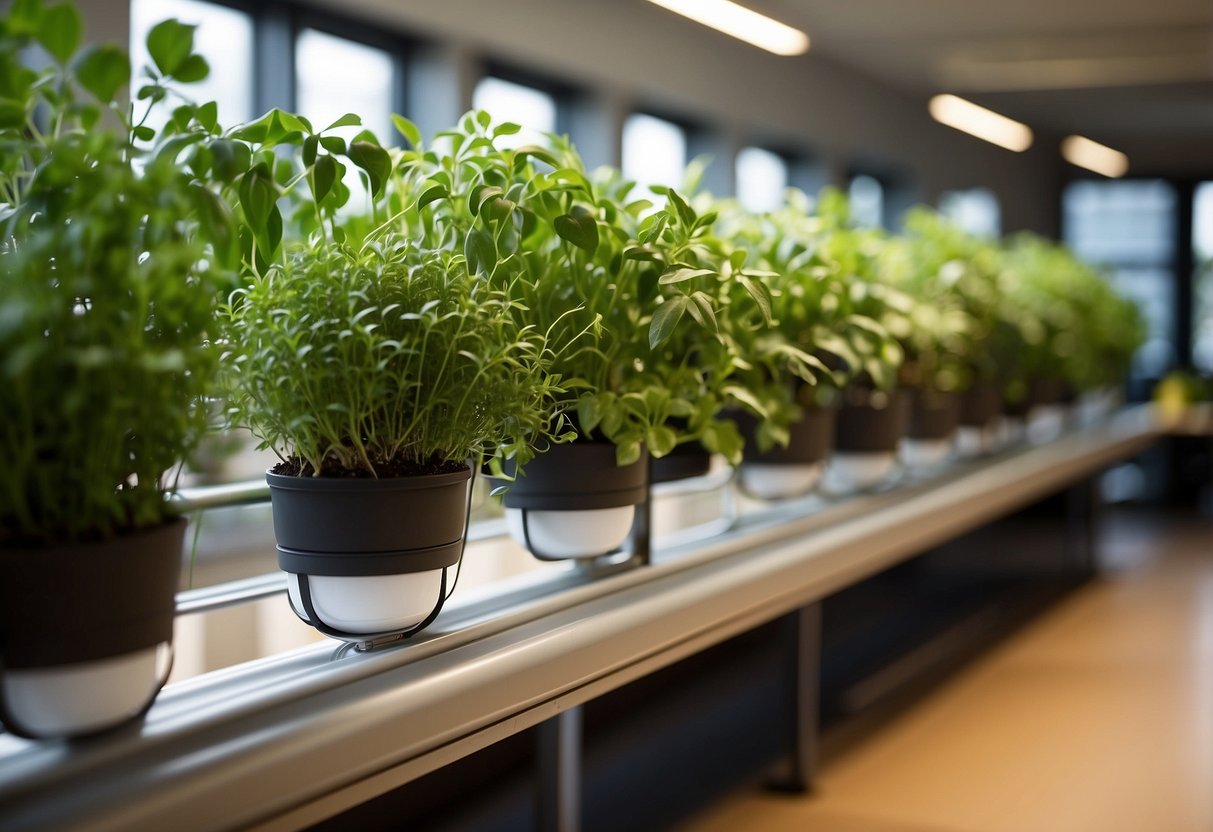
xmin=767 ymin=602 xmax=821 ymax=793
xmin=537 ymin=706 xmax=583 ymax=832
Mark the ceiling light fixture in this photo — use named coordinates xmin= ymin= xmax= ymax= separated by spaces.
xmin=642 ymin=0 xmax=809 ymax=57
xmin=927 ymin=94 xmax=1033 ymax=152
xmin=1061 ymin=135 xmax=1128 ymax=178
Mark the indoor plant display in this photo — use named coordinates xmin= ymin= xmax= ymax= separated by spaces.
xmin=0 ymin=7 xmax=234 ymax=737
xmin=388 ymin=116 xmax=750 ymax=558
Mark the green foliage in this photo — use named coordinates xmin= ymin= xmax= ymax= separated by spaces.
xmin=0 ymin=0 xmax=234 ymax=545
xmin=383 ymin=112 xmax=755 ymax=465
xmin=220 ymin=241 xmax=565 ymax=476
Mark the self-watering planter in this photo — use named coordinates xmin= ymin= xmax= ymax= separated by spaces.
xmin=268 ymin=465 xmax=473 ymax=641
xmin=1026 ymin=379 xmax=1071 ymax=444
xmin=495 ymin=442 xmax=648 ymax=560
xmin=957 ymin=383 xmax=1002 ymax=458
xmin=735 ymin=407 xmax=836 ymax=500
xmin=828 ymin=389 xmax=910 ymax=492
xmin=0 ymin=519 xmax=184 ymax=740
xmin=650 ymin=441 xmax=713 ymax=485
xmin=901 ymin=390 xmax=960 ymax=472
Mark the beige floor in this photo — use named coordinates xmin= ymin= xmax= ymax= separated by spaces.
xmin=683 ymin=508 xmax=1213 ymax=832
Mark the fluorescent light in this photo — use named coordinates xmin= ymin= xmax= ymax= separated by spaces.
xmin=1061 ymin=135 xmax=1128 ymax=178
xmin=928 ymin=94 xmax=1033 ymax=152
xmin=643 ymin=0 xmax=809 ymax=57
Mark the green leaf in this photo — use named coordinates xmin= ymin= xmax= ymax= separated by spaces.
xmin=324 ymin=112 xmax=361 ymax=132
xmin=210 ymin=139 xmax=251 ymax=183
xmin=667 ymin=189 xmax=695 ymax=227
xmin=464 ymin=228 xmax=496 ymax=276
xmin=649 ymin=295 xmax=687 ymax=349
xmin=577 ymin=396 xmax=604 ymax=433
xmin=7 ymin=0 xmax=43 ymax=37
xmin=687 ymin=291 xmax=718 ymax=333
xmin=74 ymin=45 xmax=129 ymax=104
xmin=146 ymin=19 xmax=195 ymax=77
xmin=392 ymin=114 xmax=420 ymax=147
xmin=302 ymin=134 xmax=318 ymax=166
xmin=659 ymin=267 xmax=714 ymax=285
xmin=722 ymin=385 xmax=768 ymax=419
xmin=554 ymin=210 xmax=599 ymax=254
xmin=348 ymin=140 xmax=391 ymax=197
xmin=738 ymin=273 xmax=772 ymax=323
xmin=493 ymin=122 xmax=522 ymax=137
xmin=319 ymin=135 xmax=346 ymax=155
xmin=468 ymin=184 xmax=503 ymax=217
xmin=646 ymin=425 xmax=678 ymax=458
xmin=239 ymin=163 xmax=277 ymax=228
xmin=132 ymin=124 xmax=154 ymax=142
xmin=416 ymin=184 xmax=448 ymax=210
xmin=36 ymin=3 xmax=81 ymax=65
xmin=616 ymin=438 xmax=642 ymax=467
xmin=312 ymin=154 xmax=337 ymax=203
xmin=196 ymin=100 xmax=218 ymax=131
xmin=171 ymin=53 xmax=208 ymax=83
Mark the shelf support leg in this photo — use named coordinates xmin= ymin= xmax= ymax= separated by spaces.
xmin=767 ymin=602 xmax=821 ymax=793
xmin=537 ymin=706 xmax=583 ymax=832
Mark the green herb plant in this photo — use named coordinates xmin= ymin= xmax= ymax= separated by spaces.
xmin=0 ymin=2 xmax=234 ymax=545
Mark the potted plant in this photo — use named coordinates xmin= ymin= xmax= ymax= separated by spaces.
xmin=786 ymin=189 xmax=908 ymax=493
xmin=217 ymin=110 xmax=565 ymax=635
xmin=880 ymin=209 xmax=994 ymax=470
xmin=387 ymin=115 xmax=747 ymax=559
xmin=0 ymin=7 xmax=235 ymax=737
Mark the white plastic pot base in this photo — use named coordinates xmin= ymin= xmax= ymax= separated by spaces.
xmin=2 ymin=644 xmax=166 ymax=738
xmin=287 ymin=569 xmax=444 ymax=635
xmin=900 ymin=437 xmax=954 ymax=471
xmin=506 ymin=506 xmax=635 ymax=560
xmin=826 ymin=452 xmax=898 ymax=493
xmin=737 ymin=462 xmax=824 ymax=500
xmin=1028 ymin=405 xmax=1068 ymax=445
xmin=1000 ymin=417 xmax=1026 ymax=449
xmin=956 ymin=425 xmax=998 ymax=458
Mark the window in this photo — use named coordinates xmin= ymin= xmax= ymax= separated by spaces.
xmin=735 ymin=146 xmax=788 ymax=213
xmin=939 ymin=187 xmax=1000 ymax=238
xmin=848 ymin=174 xmax=884 ymax=228
xmin=1193 ymin=182 xmax=1213 ymax=373
xmin=622 ymin=113 xmax=687 ymax=202
xmin=130 ymin=0 xmax=254 ymax=132
xmin=1064 ymin=179 xmax=1178 ymax=381
xmin=472 ymin=76 xmax=557 ymax=149
xmin=295 ymin=28 xmax=395 ymax=211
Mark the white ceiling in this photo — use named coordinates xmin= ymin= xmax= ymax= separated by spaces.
xmin=750 ymin=0 xmax=1213 ymax=175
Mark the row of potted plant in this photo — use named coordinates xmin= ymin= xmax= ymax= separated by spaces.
xmin=0 ymin=3 xmax=1145 ymax=739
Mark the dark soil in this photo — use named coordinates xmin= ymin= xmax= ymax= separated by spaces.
xmin=272 ymin=455 xmax=467 ymax=479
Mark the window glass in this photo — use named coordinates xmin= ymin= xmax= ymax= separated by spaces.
xmin=130 ymin=0 xmax=254 ymax=132
xmin=736 ymin=146 xmax=788 ymax=213
xmin=1064 ymin=180 xmax=1175 ymax=264
xmin=472 ymin=76 xmax=557 ymax=149
xmin=1193 ymin=182 xmax=1213 ymax=373
xmin=1063 ymin=179 xmax=1178 ymax=382
xmin=848 ymin=174 xmax=884 ymax=228
xmin=939 ymin=187 xmax=1000 ymax=237
xmin=296 ymin=29 xmax=395 ymax=211
xmin=622 ymin=113 xmax=687 ymax=202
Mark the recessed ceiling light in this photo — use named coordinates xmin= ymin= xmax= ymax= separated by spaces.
xmin=1061 ymin=135 xmax=1129 ymax=178
xmin=928 ymin=94 xmax=1033 ymax=152
xmin=643 ymin=0 xmax=809 ymax=57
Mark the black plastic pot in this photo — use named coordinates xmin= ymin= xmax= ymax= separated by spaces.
xmin=735 ymin=406 xmax=837 ymax=466
xmin=906 ymin=390 xmax=961 ymax=441
xmin=0 ymin=518 xmax=184 ymax=739
xmin=835 ymin=389 xmax=911 ymax=453
xmin=959 ymin=383 xmax=1002 ymax=428
xmin=650 ymin=442 xmax=713 ymax=485
xmin=267 ymin=464 xmax=472 ymax=640
xmin=496 ymin=442 xmax=648 ymax=511
xmin=1004 ymin=378 xmax=1067 ymax=418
